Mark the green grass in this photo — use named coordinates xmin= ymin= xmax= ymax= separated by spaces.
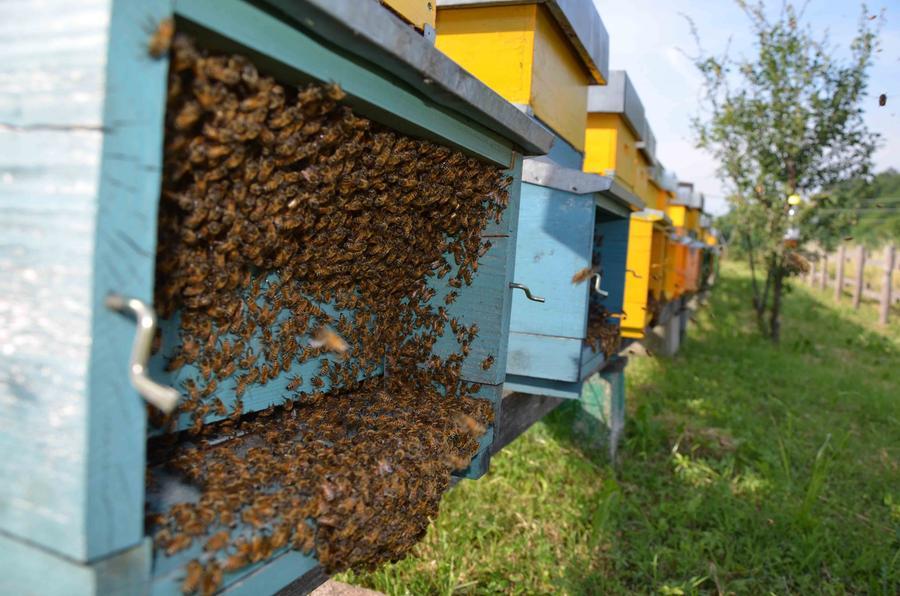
xmin=342 ymin=260 xmax=900 ymax=594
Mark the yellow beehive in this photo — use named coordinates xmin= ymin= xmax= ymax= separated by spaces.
xmin=381 ymin=0 xmax=436 ymax=31
xmin=435 ymin=0 xmax=609 ymax=152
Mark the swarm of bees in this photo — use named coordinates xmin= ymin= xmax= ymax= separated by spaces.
xmin=149 ymin=33 xmax=509 ymax=594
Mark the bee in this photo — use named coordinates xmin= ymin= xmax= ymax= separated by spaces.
xmin=204 ymin=530 xmax=230 ymax=552
xmin=164 ymin=533 xmax=192 ymax=556
xmin=181 ymin=560 xmax=203 ymax=594
xmin=481 ymin=355 xmax=494 ymax=370
xmin=147 ymin=17 xmax=175 ymax=59
xmin=286 ymin=375 xmax=303 ymax=391
xmin=311 ymin=326 xmax=349 ymax=355
xmin=571 ymin=266 xmax=595 ymax=285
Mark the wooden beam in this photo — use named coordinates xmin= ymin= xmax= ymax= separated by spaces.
xmin=834 ymin=244 xmax=846 ymax=302
xmin=880 ymin=244 xmax=895 ymax=326
xmin=491 ymin=392 xmax=565 ymax=455
xmin=853 ymin=245 xmax=866 ymax=310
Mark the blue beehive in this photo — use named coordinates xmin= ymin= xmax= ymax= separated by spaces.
xmin=0 ymin=0 xmax=551 ymax=593
xmin=504 ymin=136 xmax=642 ymax=400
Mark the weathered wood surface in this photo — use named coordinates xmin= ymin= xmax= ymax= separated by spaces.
xmin=491 ymin=392 xmax=564 ymax=455
xmin=509 ymin=183 xmax=595 ymax=339
xmin=0 ymin=0 xmax=166 ymax=562
xmin=879 ymin=244 xmax=895 ymax=326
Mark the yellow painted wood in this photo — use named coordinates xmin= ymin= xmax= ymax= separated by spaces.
xmin=621 ymin=216 xmax=653 ymax=338
xmin=649 ymin=225 xmax=667 ymax=297
xmin=382 ymin=0 xmax=435 ymax=30
xmin=530 ymin=6 xmax=590 ymax=150
xmin=666 ymin=204 xmax=687 ymax=228
xmin=436 ymin=4 xmax=592 ymax=151
xmin=436 ymin=5 xmax=536 ymax=105
xmin=685 ymin=208 xmax=700 ymax=233
xmin=584 ymin=113 xmax=639 ymax=192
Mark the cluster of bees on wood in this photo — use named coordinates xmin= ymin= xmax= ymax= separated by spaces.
xmin=585 ymin=227 xmax=621 ymax=358
xmin=571 ymin=229 xmax=621 ymax=358
xmin=147 ymin=33 xmax=506 ymax=594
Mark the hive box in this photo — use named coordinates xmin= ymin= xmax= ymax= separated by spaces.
xmin=435 ymin=0 xmax=609 ymax=152
xmin=584 ymin=72 xmax=672 ymax=338
xmin=503 ymin=148 xmax=643 ymax=400
xmin=0 ymin=0 xmax=552 ymax=593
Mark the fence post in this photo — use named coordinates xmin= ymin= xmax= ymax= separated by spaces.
xmin=809 ymin=253 xmax=818 ymax=285
xmin=819 ymin=252 xmax=828 ymax=290
xmin=880 ymin=244 xmax=895 ymax=326
xmin=834 ymin=245 xmax=846 ymax=302
xmin=852 ymin=245 xmax=866 ymax=310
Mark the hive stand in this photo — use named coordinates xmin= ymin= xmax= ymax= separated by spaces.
xmin=0 ymin=0 xmax=552 ymax=593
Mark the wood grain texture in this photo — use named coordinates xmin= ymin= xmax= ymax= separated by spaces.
xmin=85 ymin=0 xmax=174 ymax=561
xmin=490 ymin=391 xmax=564 ymax=454
xmin=0 ymin=0 xmax=110 ymax=562
xmin=505 ymin=332 xmax=584 ymax=382
xmin=594 ymin=210 xmax=629 ymax=316
xmin=0 ymin=531 xmax=150 ymax=596
xmin=503 ymin=374 xmax=584 ymax=400
xmin=175 ymin=0 xmax=513 ymax=166
xmin=509 ymin=182 xmax=594 ymax=339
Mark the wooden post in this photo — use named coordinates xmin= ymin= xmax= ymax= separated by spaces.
xmin=834 ymin=244 xmax=846 ymax=301
xmin=852 ymin=245 xmax=866 ymax=310
xmin=819 ymin=253 xmax=828 ymax=290
xmin=880 ymin=244 xmax=895 ymax=326
xmin=809 ymin=254 xmax=817 ymax=285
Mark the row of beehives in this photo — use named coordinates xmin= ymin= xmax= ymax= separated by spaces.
xmin=0 ymin=1 xmax=718 ymax=594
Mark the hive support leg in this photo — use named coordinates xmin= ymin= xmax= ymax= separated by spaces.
xmin=570 ymin=358 xmax=627 ymax=463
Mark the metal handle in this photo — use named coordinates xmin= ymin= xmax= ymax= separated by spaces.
xmin=105 ymin=294 xmax=181 ymax=414
xmin=509 ymin=282 xmax=545 ymax=303
xmin=591 ymin=273 xmax=609 ymax=298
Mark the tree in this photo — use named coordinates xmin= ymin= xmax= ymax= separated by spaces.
xmin=690 ymin=1 xmax=880 ymax=342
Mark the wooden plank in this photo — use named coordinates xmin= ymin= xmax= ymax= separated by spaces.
xmin=0 ymin=0 xmax=169 ymax=563
xmin=490 ymin=392 xmax=564 ymax=455
xmin=85 ymin=0 xmax=173 ymax=561
xmin=508 ymin=182 xmax=595 ymax=339
xmin=503 ymin=374 xmax=583 ymax=400
xmin=0 ymin=531 xmax=150 ymax=596
xmin=175 ymin=0 xmax=514 ymax=166
xmin=879 ymin=244 xmax=895 ymax=326
xmin=505 ymin=332 xmax=583 ymax=382
xmin=834 ymin=244 xmax=846 ymax=302
xmin=853 ymin=245 xmax=866 ymax=310
xmin=594 ymin=210 xmax=630 ymax=316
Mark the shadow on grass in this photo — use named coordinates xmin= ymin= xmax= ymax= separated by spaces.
xmin=541 ymin=262 xmax=900 ymax=593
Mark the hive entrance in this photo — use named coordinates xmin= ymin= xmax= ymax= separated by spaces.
xmin=147 ymin=33 xmax=507 ymax=593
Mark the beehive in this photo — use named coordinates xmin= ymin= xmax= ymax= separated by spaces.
xmin=381 ymin=0 xmax=436 ymax=32
xmin=435 ymin=0 xmax=609 ymax=152
xmin=0 ymin=0 xmax=552 ymax=593
xmin=586 ymin=74 xmax=669 ymax=339
xmin=504 ymin=155 xmax=643 ymax=399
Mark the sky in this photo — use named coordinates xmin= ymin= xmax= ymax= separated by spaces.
xmin=593 ymin=0 xmax=900 ymax=215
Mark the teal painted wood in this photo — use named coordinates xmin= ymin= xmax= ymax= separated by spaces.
xmin=575 ymin=359 xmax=626 ymax=460
xmin=508 ymin=182 xmax=595 ymax=339
xmin=456 ymin=382 xmax=503 ymax=479
xmin=506 ymin=332 xmax=583 ymax=382
xmin=579 ymin=341 xmax=606 ymax=381
xmin=545 ymin=133 xmax=583 ymax=170
xmin=174 ymin=0 xmax=513 ymax=167
xmin=504 ymin=374 xmax=583 ymax=400
xmin=593 ymin=210 xmax=630 ymax=317
xmin=0 ymin=532 xmax=150 ymax=596
xmin=0 ymin=0 xmax=169 ymax=564
xmin=87 ymin=0 xmax=173 ymax=560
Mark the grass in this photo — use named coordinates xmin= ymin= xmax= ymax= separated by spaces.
xmin=342 ymin=260 xmax=900 ymax=594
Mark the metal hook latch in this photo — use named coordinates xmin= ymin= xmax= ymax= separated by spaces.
xmin=105 ymin=294 xmax=181 ymax=414
xmin=509 ymin=282 xmax=545 ymax=303
xmin=591 ymin=273 xmax=609 ymax=298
